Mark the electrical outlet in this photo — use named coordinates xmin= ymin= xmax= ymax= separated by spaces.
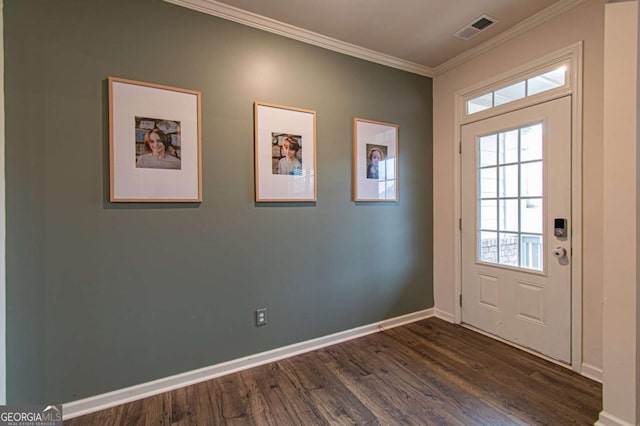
xmin=255 ymin=308 xmax=267 ymax=327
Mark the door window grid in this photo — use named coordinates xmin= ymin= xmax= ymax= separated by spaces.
xmin=477 ymin=123 xmax=544 ymax=271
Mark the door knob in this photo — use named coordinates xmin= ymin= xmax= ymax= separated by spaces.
xmin=552 ymin=247 xmax=566 ymax=258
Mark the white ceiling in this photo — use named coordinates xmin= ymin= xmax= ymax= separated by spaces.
xmin=167 ymin=0 xmax=584 ymax=75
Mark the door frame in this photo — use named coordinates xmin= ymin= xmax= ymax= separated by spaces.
xmin=452 ymin=42 xmax=583 ymax=371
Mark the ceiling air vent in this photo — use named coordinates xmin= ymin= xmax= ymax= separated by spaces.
xmin=454 ymin=15 xmax=497 ymax=40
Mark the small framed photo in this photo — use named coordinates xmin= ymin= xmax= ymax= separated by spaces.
xmin=353 ymin=118 xmax=399 ymax=201
xmin=109 ymin=77 xmax=202 ymax=202
xmin=254 ymin=102 xmax=317 ymax=202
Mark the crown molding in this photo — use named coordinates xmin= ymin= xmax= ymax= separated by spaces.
xmin=164 ymin=0 xmax=434 ymax=77
xmin=165 ymin=0 xmax=585 ymax=79
xmin=433 ymin=0 xmax=586 ymax=76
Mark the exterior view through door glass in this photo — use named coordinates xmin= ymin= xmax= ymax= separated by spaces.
xmin=478 ymin=123 xmax=544 ymax=271
xmin=461 ymin=96 xmax=571 ymax=363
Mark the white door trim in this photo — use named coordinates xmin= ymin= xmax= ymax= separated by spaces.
xmin=452 ymin=42 xmax=583 ymax=371
xmin=1 ymin=0 xmax=7 ymax=404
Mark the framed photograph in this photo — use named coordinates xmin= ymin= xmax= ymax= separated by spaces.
xmin=109 ymin=77 xmax=202 ymax=202
xmin=254 ymin=102 xmax=317 ymax=202
xmin=353 ymin=118 xmax=399 ymax=202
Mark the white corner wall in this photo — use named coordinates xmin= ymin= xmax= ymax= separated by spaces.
xmin=598 ymin=2 xmax=640 ymax=424
xmin=433 ymin=0 xmax=604 ymax=372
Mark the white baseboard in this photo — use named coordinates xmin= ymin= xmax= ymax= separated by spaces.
xmin=596 ymin=411 xmax=639 ymax=426
xmin=63 ymin=308 xmax=434 ymax=420
xmin=433 ymin=309 xmax=455 ymax=323
xmin=581 ymin=362 xmax=603 ymax=383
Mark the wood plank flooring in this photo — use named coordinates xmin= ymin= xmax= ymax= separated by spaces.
xmin=65 ymin=318 xmax=602 ymax=425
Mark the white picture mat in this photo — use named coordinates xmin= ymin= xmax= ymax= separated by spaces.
xmin=355 ymin=120 xmax=398 ymax=200
xmin=256 ymin=104 xmax=316 ymax=201
xmin=111 ymin=80 xmax=199 ymax=200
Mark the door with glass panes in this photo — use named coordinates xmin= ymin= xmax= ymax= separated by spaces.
xmin=461 ymin=96 xmax=571 ymax=363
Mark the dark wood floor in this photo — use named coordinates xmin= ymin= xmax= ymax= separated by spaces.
xmin=66 ymin=318 xmax=602 ymax=425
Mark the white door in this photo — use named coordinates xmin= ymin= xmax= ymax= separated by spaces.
xmin=461 ymin=96 xmax=572 ymax=363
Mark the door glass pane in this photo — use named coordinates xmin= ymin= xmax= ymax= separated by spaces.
xmin=521 ymin=161 xmax=543 ymax=197
xmin=521 ymin=198 xmax=543 ymax=234
xmin=498 ymin=129 xmax=518 ymax=164
xmin=480 ymin=167 xmax=497 ymax=198
xmin=479 ymin=231 xmax=498 ymax=263
xmin=476 ymin=123 xmax=546 ymax=272
xmin=480 ymin=200 xmax=497 ymax=231
xmin=499 ymin=199 xmax=518 ymax=232
xmin=479 ymin=135 xmax=497 ymax=167
xmin=498 ymin=165 xmax=518 ymax=197
xmin=499 ymin=233 xmax=519 ymax=266
xmin=521 ymin=123 xmax=543 ymax=162
xmin=521 ymin=234 xmax=543 ymax=271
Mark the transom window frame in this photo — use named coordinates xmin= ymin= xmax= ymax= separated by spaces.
xmin=458 ymin=54 xmax=575 ymax=126
xmin=466 ymin=61 xmax=569 ymax=116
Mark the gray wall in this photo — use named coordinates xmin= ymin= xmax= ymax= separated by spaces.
xmin=4 ymin=0 xmax=433 ymax=403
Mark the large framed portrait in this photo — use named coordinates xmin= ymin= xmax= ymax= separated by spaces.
xmin=254 ymin=102 xmax=317 ymax=202
xmin=109 ymin=77 xmax=202 ymax=202
xmin=353 ymin=118 xmax=399 ymax=202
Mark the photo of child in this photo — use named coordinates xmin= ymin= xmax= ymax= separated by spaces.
xmin=271 ymin=133 xmax=303 ymax=176
xmin=366 ymin=144 xmax=388 ymax=179
xmin=135 ymin=116 xmax=181 ymax=170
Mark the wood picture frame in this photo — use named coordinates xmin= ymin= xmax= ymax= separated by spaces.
xmin=254 ymin=102 xmax=317 ymax=202
xmin=353 ymin=118 xmax=399 ymax=202
xmin=109 ymin=77 xmax=202 ymax=202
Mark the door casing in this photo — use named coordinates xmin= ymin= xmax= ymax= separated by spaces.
xmin=451 ymin=42 xmax=583 ymax=371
